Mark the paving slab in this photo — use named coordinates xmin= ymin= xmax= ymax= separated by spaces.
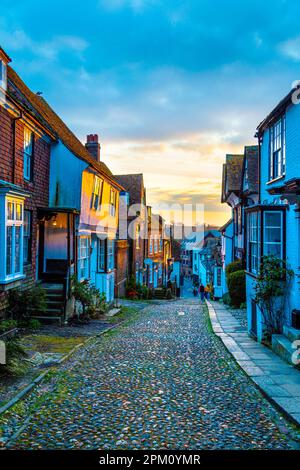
xmin=207 ymin=300 xmax=300 ymax=429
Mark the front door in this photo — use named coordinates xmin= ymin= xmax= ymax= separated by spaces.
xmin=251 ymin=299 xmax=258 ymax=339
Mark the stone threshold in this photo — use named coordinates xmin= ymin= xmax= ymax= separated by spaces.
xmin=206 ymin=299 xmax=300 ymax=428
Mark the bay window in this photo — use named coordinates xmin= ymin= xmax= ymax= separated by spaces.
xmin=109 ymin=189 xmax=117 ymax=217
xmin=269 ymin=115 xmax=285 ymax=180
xmin=0 ymin=197 xmax=25 ymax=282
xmin=246 ymin=206 xmax=285 ymax=275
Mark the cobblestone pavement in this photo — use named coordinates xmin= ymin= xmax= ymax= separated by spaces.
xmin=9 ymin=300 xmax=295 ymax=449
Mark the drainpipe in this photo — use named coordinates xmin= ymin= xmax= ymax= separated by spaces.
xmin=12 ymin=113 xmax=23 ymax=184
xmin=257 ymin=132 xmax=262 ymax=204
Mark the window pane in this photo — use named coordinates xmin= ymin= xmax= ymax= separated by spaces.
xmin=264 ymin=244 xmax=281 ymax=258
xmin=16 ymin=203 xmax=22 ymax=221
xmin=265 ymin=212 xmax=281 ymax=227
xmin=7 ymin=202 xmax=14 ymax=220
xmin=15 ymin=226 xmax=21 ymax=273
xmin=6 ymin=226 xmax=12 ymax=276
xmin=265 ymin=227 xmax=281 ymax=243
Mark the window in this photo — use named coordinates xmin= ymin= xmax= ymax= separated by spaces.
xmin=97 ymin=238 xmax=106 ymax=272
xmin=135 ymin=262 xmax=139 ymax=284
xmin=107 ymin=239 xmax=115 ymax=271
xmin=216 ymin=267 xmax=222 ymax=287
xmin=78 ymin=236 xmax=89 ymax=280
xmin=149 ymin=265 xmax=153 ymax=284
xmin=248 ymin=212 xmax=260 ymax=274
xmin=109 ymin=189 xmax=117 ymax=216
xmin=247 ymin=207 xmax=285 ymax=275
xmin=159 ymin=238 xmax=163 ymax=252
xmin=91 ymin=176 xmax=103 ymax=210
xmin=5 ymin=199 xmax=24 ymax=279
xmin=158 ymin=263 xmax=162 ymax=279
xmin=23 ymin=210 xmax=32 ymax=264
xmin=154 ymin=238 xmax=158 ymax=253
xmin=23 ymin=128 xmax=34 ymax=181
xmin=149 ymin=239 xmax=153 ymax=254
xmin=263 ymin=211 xmax=283 ymax=258
xmin=269 ymin=116 xmax=285 ymax=180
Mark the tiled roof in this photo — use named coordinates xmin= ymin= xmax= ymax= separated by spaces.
xmin=242 ymin=145 xmax=259 ymax=194
xmin=221 ymin=154 xmax=244 ymax=202
xmin=7 ymin=66 xmax=123 ymax=189
xmin=114 ymin=174 xmax=145 ymax=206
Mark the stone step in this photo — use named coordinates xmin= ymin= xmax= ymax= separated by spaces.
xmin=272 ymin=334 xmax=295 ymax=366
xmin=41 ymin=283 xmax=64 ymax=291
xmin=283 ymin=325 xmax=300 ymax=343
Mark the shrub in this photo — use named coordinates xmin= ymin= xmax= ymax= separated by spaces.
xmin=227 ymin=270 xmax=246 ymax=307
xmin=0 ymin=338 xmax=28 ymax=377
xmin=222 ymin=292 xmax=232 ymax=305
xmin=225 ymin=260 xmax=245 ymax=278
xmin=0 ymin=319 xmax=18 ymax=333
xmin=72 ymin=277 xmax=108 ymax=318
xmin=8 ymin=286 xmax=46 ymax=320
xmin=254 ymin=255 xmax=294 ymax=337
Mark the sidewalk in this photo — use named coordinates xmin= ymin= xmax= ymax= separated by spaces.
xmin=207 ymin=300 xmax=300 ymax=427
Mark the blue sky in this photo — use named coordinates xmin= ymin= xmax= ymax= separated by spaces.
xmin=1 ymin=0 xmax=300 ymax=224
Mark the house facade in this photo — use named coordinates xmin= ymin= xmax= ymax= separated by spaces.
xmin=0 ymin=48 xmax=55 ymax=316
xmin=0 ymin=48 xmax=124 ymax=323
xmin=145 ymin=210 xmax=167 ymax=289
xmin=114 ymin=174 xmax=147 ymax=287
xmin=246 ymin=90 xmax=300 ymax=345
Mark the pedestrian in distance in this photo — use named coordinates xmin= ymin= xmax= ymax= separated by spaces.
xmin=199 ymin=284 xmax=205 ymax=302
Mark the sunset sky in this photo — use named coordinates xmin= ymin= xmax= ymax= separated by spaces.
xmin=1 ymin=0 xmax=300 ymax=226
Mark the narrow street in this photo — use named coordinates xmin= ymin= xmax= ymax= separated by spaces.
xmin=9 ymin=300 xmax=294 ymax=450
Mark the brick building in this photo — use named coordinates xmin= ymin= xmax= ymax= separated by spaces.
xmin=0 ymin=47 xmax=54 ymax=314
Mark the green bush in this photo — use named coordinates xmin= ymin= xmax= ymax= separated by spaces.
xmin=227 ymin=270 xmax=246 ymax=307
xmin=8 ymin=286 xmax=46 ymax=320
xmin=0 ymin=338 xmax=28 ymax=377
xmin=225 ymin=260 xmax=245 ymax=278
xmin=0 ymin=319 xmax=18 ymax=333
xmin=222 ymin=292 xmax=232 ymax=305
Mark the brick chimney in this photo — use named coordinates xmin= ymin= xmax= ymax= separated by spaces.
xmin=85 ymin=134 xmax=101 ymax=162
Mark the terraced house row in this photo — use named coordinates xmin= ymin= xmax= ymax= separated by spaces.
xmin=0 ymin=47 xmax=172 ymax=323
xmin=220 ymin=87 xmax=300 ymax=366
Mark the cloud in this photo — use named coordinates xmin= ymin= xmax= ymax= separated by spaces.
xmin=99 ymin=0 xmax=156 ymax=12
xmin=278 ymin=36 xmax=300 ymax=61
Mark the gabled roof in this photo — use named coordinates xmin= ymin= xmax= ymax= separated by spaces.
xmin=114 ymin=173 xmax=145 ymax=206
xmin=219 ymin=218 xmax=233 ymax=233
xmin=221 ymin=154 xmax=244 ymax=203
xmin=7 ymin=66 xmax=123 ymax=189
xmin=256 ymin=88 xmax=294 ymax=136
xmin=241 ymin=145 xmax=259 ymax=195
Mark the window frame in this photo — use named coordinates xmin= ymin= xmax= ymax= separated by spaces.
xmin=78 ymin=236 xmax=90 ymax=280
xmin=107 ymin=239 xmax=115 ymax=272
xmin=97 ymin=238 xmax=106 ymax=273
xmin=269 ymin=115 xmax=286 ymax=181
xmin=91 ymin=175 xmax=103 ymax=211
xmin=109 ymin=188 xmax=117 ymax=217
xmin=23 ymin=127 xmax=34 ymax=181
xmin=246 ymin=205 xmax=286 ymax=276
xmin=23 ymin=209 xmax=32 ymax=265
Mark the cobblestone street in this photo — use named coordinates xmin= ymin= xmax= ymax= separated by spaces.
xmin=8 ymin=300 xmax=295 ymax=449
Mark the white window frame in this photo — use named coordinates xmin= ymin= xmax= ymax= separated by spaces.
xmin=107 ymin=239 xmax=115 ymax=272
xmin=263 ymin=211 xmax=283 ymax=259
xmin=109 ymin=189 xmax=117 ymax=217
xmin=78 ymin=236 xmax=90 ymax=280
xmin=24 ymin=127 xmax=34 ymax=181
xmin=247 ymin=211 xmax=260 ymax=275
xmin=269 ymin=115 xmax=286 ymax=180
xmin=91 ymin=176 xmax=103 ymax=211
xmin=0 ymin=196 xmax=25 ymax=283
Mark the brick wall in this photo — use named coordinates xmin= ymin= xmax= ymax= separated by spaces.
xmin=0 ymin=106 xmax=51 ymax=314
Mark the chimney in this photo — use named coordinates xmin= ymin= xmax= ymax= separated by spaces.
xmin=85 ymin=134 xmax=101 ymax=162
